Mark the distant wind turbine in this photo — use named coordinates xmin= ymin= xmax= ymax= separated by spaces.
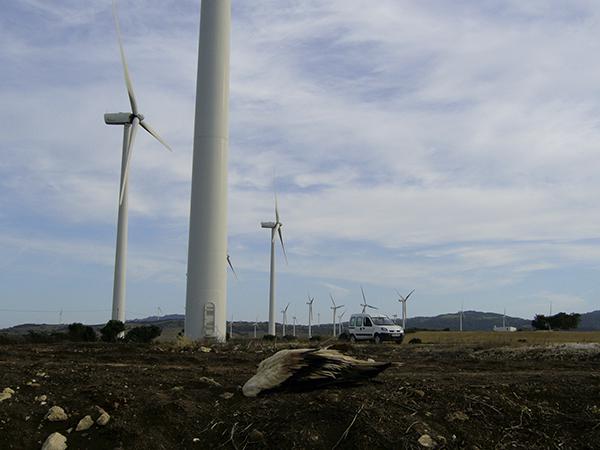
xmin=330 ymin=294 xmax=344 ymax=337
xmin=360 ymin=286 xmax=378 ymax=313
xmin=396 ymin=289 xmax=415 ymax=330
xmin=306 ymin=295 xmax=315 ymax=338
xmin=253 ymin=317 xmax=258 ymax=338
xmin=281 ymin=303 xmax=290 ymax=336
xmin=262 ymin=193 xmax=288 ymax=336
xmin=292 ymin=316 xmax=297 ymax=337
xmin=105 ymin=0 xmax=171 ymax=328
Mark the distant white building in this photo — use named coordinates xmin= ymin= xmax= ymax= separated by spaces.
xmin=493 ymin=308 xmax=517 ymax=332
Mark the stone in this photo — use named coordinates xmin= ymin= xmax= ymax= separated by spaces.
xmin=199 ymin=346 xmax=212 ymax=353
xmin=219 ymin=392 xmax=234 ymax=399
xmin=76 ymin=415 xmax=94 ymax=431
xmin=96 ymin=412 xmax=110 ymax=426
xmin=35 ymin=395 xmax=48 ymax=402
xmin=248 ymin=429 xmax=264 ymax=442
xmin=41 ymin=432 xmax=67 ymax=450
xmin=0 ymin=392 xmax=12 ymax=402
xmin=45 ymin=406 xmax=68 ymax=422
xmin=3 ymin=388 xmax=15 ymax=395
xmin=418 ymin=434 xmax=436 ymax=448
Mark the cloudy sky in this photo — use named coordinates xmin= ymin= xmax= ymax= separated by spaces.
xmin=1 ymin=0 xmax=599 ymax=329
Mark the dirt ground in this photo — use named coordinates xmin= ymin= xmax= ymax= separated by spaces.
xmin=1 ymin=340 xmax=599 ymax=449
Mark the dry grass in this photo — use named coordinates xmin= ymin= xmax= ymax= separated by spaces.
xmin=407 ymin=330 xmax=600 ymax=345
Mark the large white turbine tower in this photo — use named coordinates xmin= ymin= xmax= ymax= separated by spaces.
xmin=261 ymin=195 xmax=288 ymax=336
xmin=330 ymin=294 xmax=344 ymax=337
xmin=396 ymin=289 xmax=415 ymax=330
xmin=105 ymin=0 xmax=171 ymax=327
xmin=185 ymin=0 xmax=231 ymax=341
xmin=306 ymin=295 xmax=315 ymax=338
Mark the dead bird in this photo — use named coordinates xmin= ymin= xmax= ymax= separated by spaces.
xmin=242 ymin=348 xmax=391 ymax=397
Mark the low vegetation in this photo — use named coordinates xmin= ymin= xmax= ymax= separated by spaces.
xmin=124 ymin=325 xmax=162 ymax=343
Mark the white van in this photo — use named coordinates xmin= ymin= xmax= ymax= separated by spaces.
xmin=347 ymin=313 xmax=404 ymax=344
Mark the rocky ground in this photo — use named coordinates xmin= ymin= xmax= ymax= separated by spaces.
xmin=1 ymin=341 xmax=599 ymax=449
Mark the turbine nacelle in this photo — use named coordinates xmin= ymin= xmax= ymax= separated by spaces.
xmin=261 ymin=221 xmax=277 ymax=228
xmin=104 ymin=112 xmax=145 ymax=125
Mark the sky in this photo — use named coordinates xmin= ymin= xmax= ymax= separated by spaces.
xmin=1 ymin=0 xmax=599 ymax=329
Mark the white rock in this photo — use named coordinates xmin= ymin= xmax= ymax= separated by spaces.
xmin=35 ymin=395 xmax=48 ymax=402
xmin=96 ymin=412 xmax=110 ymax=426
xmin=45 ymin=406 xmax=68 ymax=422
xmin=3 ymin=388 xmax=15 ymax=395
xmin=418 ymin=434 xmax=435 ymax=448
xmin=0 ymin=392 xmax=12 ymax=402
xmin=41 ymin=432 xmax=67 ymax=450
xmin=75 ymin=415 xmax=94 ymax=431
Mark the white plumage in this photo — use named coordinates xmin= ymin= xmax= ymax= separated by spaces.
xmin=242 ymin=348 xmax=391 ymax=397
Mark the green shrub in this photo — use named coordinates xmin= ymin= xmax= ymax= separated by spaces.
xmin=125 ymin=325 xmax=162 ymax=343
xmin=26 ymin=330 xmax=67 ymax=343
xmin=100 ymin=320 xmax=125 ymax=342
xmin=409 ymin=338 xmax=422 ymax=344
xmin=262 ymin=334 xmax=276 ymax=341
xmin=309 ymin=335 xmax=321 ymax=342
xmin=67 ymin=323 xmax=97 ymax=342
xmin=282 ymin=334 xmax=296 ymax=341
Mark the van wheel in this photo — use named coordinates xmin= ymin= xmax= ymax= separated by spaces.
xmin=349 ymin=335 xmax=356 ymax=343
xmin=373 ymin=334 xmax=381 ymax=344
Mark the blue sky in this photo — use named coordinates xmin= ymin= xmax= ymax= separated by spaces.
xmin=1 ymin=0 xmax=599 ymax=328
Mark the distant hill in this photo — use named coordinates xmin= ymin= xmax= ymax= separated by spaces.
xmin=406 ymin=310 xmax=532 ymax=331
xmin=579 ymin=310 xmax=600 ymax=331
xmin=4 ymin=310 xmax=600 ymax=336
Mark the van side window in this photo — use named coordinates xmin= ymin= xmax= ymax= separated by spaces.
xmin=349 ymin=317 xmax=356 ymax=327
xmin=355 ymin=317 xmax=362 ymax=327
xmin=364 ymin=317 xmax=372 ymax=327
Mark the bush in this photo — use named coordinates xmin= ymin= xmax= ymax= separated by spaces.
xmin=125 ymin=325 xmax=162 ymax=343
xmin=262 ymin=334 xmax=276 ymax=341
xmin=309 ymin=335 xmax=321 ymax=342
xmin=100 ymin=320 xmax=125 ymax=342
xmin=67 ymin=323 xmax=97 ymax=342
xmin=282 ymin=334 xmax=296 ymax=341
xmin=0 ymin=334 xmax=16 ymax=344
xmin=409 ymin=338 xmax=422 ymax=344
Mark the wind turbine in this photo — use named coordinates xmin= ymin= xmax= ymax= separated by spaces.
xmin=360 ymin=286 xmax=378 ymax=313
xmin=306 ymin=295 xmax=315 ymax=338
xmin=281 ymin=303 xmax=290 ymax=336
xmin=330 ymin=294 xmax=344 ymax=337
xmin=292 ymin=316 xmax=297 ymax=337
xmin=396 ymin=289 xmax=415 ymax=330
xmin=229 ymin=314 xmax=233 ymax=338
xmin=185 ymin=0 xmax=231 ymax=341
xmin=459 ymin=301 xmax=464 ymax=332
xmin=105 ymin=0 xmax=172 ymax=329
xmin=262 ymin=194 xmax=288 ymax=336
xmin=337 ymin=310 xmax=346 ymax=335
xmin=253 ymin=317 xmax=258 ymax=338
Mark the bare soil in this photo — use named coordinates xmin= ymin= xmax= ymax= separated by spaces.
xmin=1 ymin=341 xmax=599 ymax=449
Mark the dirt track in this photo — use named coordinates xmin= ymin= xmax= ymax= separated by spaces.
xmin=1 ymin=341 xmax=599 ymax=449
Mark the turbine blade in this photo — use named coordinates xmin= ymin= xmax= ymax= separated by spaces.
xmin=405 ymin=289 xmax=415 ymax=301
xmin=119 ymin=117 xmax=139 ymax=205
xmin=227 ymin=254 xmax=238 ymax=280
xmin=278 ymin=226 xmax=288 ymax=264
xmin=361 ymin=286 xmax=367 ymax=304
xmin=112 ymin=0 xmax=138 ymax=115
xmin=140 ymin=120 xmax=172 ymax=152
xmin=274 ymin=191 xmax=280 ymax=223
xmin=330 ymin=293 xmax=336 ymax=307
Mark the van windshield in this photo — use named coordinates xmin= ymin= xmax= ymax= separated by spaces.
xmin=372 ymin=317 xmax=395 ymax=325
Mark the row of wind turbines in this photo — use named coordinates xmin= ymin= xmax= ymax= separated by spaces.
xmin=104 ymin=0 xmax=413 ymax=341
